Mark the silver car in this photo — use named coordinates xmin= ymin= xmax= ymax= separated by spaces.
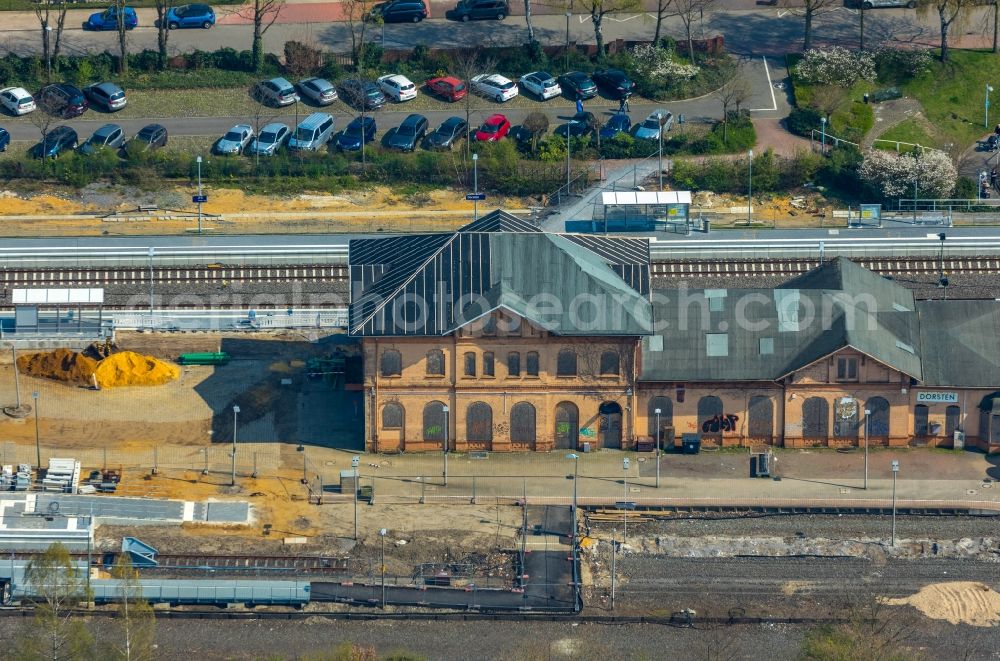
xmin=215 ymin=124 xmax=254 ymax=155
xmin=632 ymin=109 xmax=673 ymax=140
xmin=79 ymin=123 xmax=125 ymax=155
xmin=297 ymin=77 xmax=337 ymax=105
xmin=248 ymin=122 xmax=290 ymax=156
xmin=252 ymin=77 xmax=299 ymax=107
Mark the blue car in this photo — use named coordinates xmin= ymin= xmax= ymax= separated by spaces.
xmin=600 ymin=113 xmax=632 ymax=139
xmin=166 ymin=4 xmax=216 ymax=29
xmin=85 ymin=6 xmax=138 ymax=31
xmin=335 ymin=116 xmax=377 ymax=151
xmin=0 ymin=127 xmax=9 ymax=152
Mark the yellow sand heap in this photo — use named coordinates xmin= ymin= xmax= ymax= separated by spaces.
xmin=93 ymin=351 xmax=180 ymax=388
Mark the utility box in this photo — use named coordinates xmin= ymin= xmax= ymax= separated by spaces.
xmin=954 ymin=430 xmax=965 ymax=450
xmin=681 ymin=433 xmax=701 ymax=454
xmin=339 ymin=470 xmax=357 ymax=494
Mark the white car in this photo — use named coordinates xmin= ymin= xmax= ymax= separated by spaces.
xmin=377 ymin=74 xmax=417 ymax=102
xmin=471 ymin=73 xmax=518 ymax=103
xmin=0 ymin=86 xmax=36 ymax=115
xmin=520 ymin=71 xmax=561 ymax=100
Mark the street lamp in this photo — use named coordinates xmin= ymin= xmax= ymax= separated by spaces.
xmin=654 ymin=408 xmax=662 ymax=488
xmin=32 ymin=391 xmax=40 ymax=469
xmin=379 ymin=527 xmax=388 ymax=608
xmin=937 ymin=232 xmax=948 ymax=290
xmin=45 ymin=26 xmax=52 ymax=81
xmin=863 ymin=408 xmax=871 ymax=490
xmin=565 ymin=11 xmax=572 ymax=72
xmin=352 ymin=455 xmax=360 ymax=540
xmin=820 ymin=116 xmax=827 ymax=153
xmin=442 ymin=405 xmax=449 ymax=487
xmin=891 ymin=459 xmax=900 ymax=546
xmin=566 ymin=122 xmax=572 ymax=194
xmin=196 ymin=156 xmax=203 ymax=234
xmin=472 ymin=153 xmax=479 ymax=221
xmin=147 ymin=247 xmax=155 ymax=316
xmin=566 ymin=453 xmax=579 ymax=515
xmin=622 ymin=457 xmax=629 ymax=545
xmin=230 ymin=405 xmax=240 ymax=486
xmin=747 ymin=149 xmax=753 ymax=226
xmin=986 ymin=84 xmax=994 ymax=129
xmin=656 ymin=112 xmax=663 ymax=191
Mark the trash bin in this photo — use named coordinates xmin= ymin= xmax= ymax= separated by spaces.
xmin=681 ymin=433 xmax=701 ymax=454
xmin=863 ymin=93 xmax=870 ymax=104
xmin=703 ymin=218 xmax=711 ymax=233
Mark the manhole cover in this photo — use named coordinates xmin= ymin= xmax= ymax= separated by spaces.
xmin=325 ymin=461 xmax=335 ymax=466
xmin=967 ymin=489 xmax=978 ymax=495
xmin=840 ymin=488 xmax=851 ymax=494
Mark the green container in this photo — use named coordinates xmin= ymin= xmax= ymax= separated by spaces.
xmin=178 ymin=352 xmax=231 ymax=366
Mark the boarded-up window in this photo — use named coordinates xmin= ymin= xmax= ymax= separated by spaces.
xmin=507 ymin=352 xmax=521 ymax=377
xmin=834 ymin=398 xmax=859 ymax=438
xmin=748 ymin=396 xmax=773 ymax=439
xmin=945 ymin=405 xmax=961 ymax=437
xmin=600 ymin=351 xmax=620 ymax=376
xmin=466 ymin=401 xmax=493 ymax=442
xmin=802 ymin=397 xmax=829 ymax=439
xmin=554 ymin=402 xmax=578 ymax=449
xmin=380 ymin=349 xmax=401 ymax=377
xmin=867 ymin=397 xmax=890 ymax=437
xmin=914 ymin=404 xmax=929 ymax=436
xmin=526 ymin=352 xmax=539 ymax=377
xmin=647 ymin=397 xmax=673 ymax=437
xmin=483 ymin=351 xmax=495 ymax=377
xmin=382 ymin=403 xmax=404 ymax=429
xmin=698 ymin=396 xmax=724 ymax=435
xmin=557 ymin=349 xmax=577 ymax=376
xmin=422 ymin=401 xmax=447 ymax=442
xmin=510 ymin=402 xmax=536 ymax=443
xmin=464 ymin=352 xmax=476 ymax=377
xmin=426 ymin=349 xmax=444 ymax=376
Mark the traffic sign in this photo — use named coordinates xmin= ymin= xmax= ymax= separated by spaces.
xmin=193 ymin=195 xmax=208 ymax=203
xmin=465 ymin=193 xmax=486 ymax=201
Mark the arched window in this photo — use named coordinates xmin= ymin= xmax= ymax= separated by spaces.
xmin=945 ymin=405 xmax=961 ymax=437
xmin=422 ymin=401 xmax=447 ymax=442
xmin=914 ymin=404 xmax=929 ymax=436
xmin=466 ymin=401 xmax=493 ymax=442
xmin=381 ymin=403 xmax=404 ymax=430
xmin=380 ymin=349 xmax=401 ymax=377
xmin=554 ymin=402 xmax=579 ymax=449
xmin=802 ymin=397 xmax=829 ymax=439
xmin=526 ymin=352 xmax=540 ymax=377
xmin=698 ymin=396 xmax=724 ymax=435
xmin=556 ymin=349 xmax=577 ymax=377
xmin=833 ymin=398 xmax=859 ymax=439
xmin=600 ymin=351 xmax=620 ymax=376
xmin=426 ymin=349 xmax=444 ymax=376
xmin=748 ymin=396 xmax=773 ymax=439
xmin=510 ymin=402 xmax=537 ymax=443
xmin=867 ymin=397 xmax=890 ymax=437
xmin=647 ymin=397 xmax=673 ymax=437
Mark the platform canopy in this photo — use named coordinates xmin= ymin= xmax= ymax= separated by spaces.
xmin=601 ymin=191 xmax=692 ymax=206
xmin=12 ymin=288 xmax=104 ymax=305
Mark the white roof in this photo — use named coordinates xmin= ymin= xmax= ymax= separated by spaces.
xmin=12 ymin=288 xmax=104 ymax=304
xmin=378 ymin=74 xmax=412 ymax=86
xmin=601 ymin=191 xmax=692 ymax=206
xmin=1 ymin=86 xmax=32 ymax=100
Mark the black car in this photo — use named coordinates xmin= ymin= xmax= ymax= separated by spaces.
xmin=555 ymin=112 xmax=597 ymax=138
xmin=387 ymin=113 xmax=428 ymax=151
xmin=335 ymin=116 xmax=377 ymax=151
xmin=132 ymin=124 xmax=168 ymax=151
xmin=370 ymin=0 xmax=427 ymax=23
xmin=337 ymin=79 xmax=387 ymax=110
xmin=0 ymin=126 xmax=9 ymax=152
xmin=36 ymin=83 xmax=89 ymax=118
xmin=79 ymin=123 xmax=126 ymax=155
xmin=447 ymin=0 xmax=508 ymax=21
xmin=558 ymin=71 xmax=598 ymax=100
xmin=425 ymin=116 xmax=468 ymax=150
xmin=592 ymin=69 xmax=635 ymax=99
xmin=30 ymin=125 xmax=78 ymax=158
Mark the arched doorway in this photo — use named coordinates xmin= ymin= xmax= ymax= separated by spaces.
xmin=510 ymin=402 xmax=537 ymax=450
xmin=554 ymin=402 xmax=579 ymax=450
xmin=802 ymin=397 xmax=829 ymax=441
xmin=748 ymin=396 xmax=774 ymax=443
xmin=466 ymin=401 xmax=493 ymax=451
xmin=834 ymin=397 xmax=860 ymax=440
xmin=599 ymin=401 xmax=623 ymax=449
xmin=698 ymin=395 xmax=724 ymax=440
xmin=867 ymin=397 xmax=890 ymax=439
xmin=422 ymin=401 xmax=447 ymax=449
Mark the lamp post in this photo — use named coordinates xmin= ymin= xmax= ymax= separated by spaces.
xmin=937 ymin=232 xmax=948 ymax=289
xmin=147 ymin=247 xmax=155 ymax=316
xmin=32 ymin=391 xmax=40 ymax=469
xmin=622 ymin=457 xmax=629 ymax=545
xmin=565 ymin=11 xmax=572 ymax=72
xmin=656 ymin=112 xmax=663 ymax=190
xmin=913 ymin=150 xmax=920 ymax=224
xmin=442 ymin=405 xmax=449 ymax=487
xmin=654 ymin=408 xmax=661 ymax=488
xmin=566 ymin=122 xmax=572 ymax=194
xmin=196 ymin=156 xmax=203 ymax=234
xmin=352 ymin=455 xmax=360 ymax=540
xmin=230 ymin=405 xmax=240 ymax=486
xmin=891 ymin=459 xmax=899 ymax=546
xmin=379 ymin=527 xmax=388 ymax=608
xmin=820 ymin=117 xmax=826 ymax=153
xmin=987 ymin=84 xmax=994 ymax=129
xmin=566 ymin=453 xmax=579 ymax=514
xmin=863 ymin=408 xmax=871 ymax=490
xmin=747 ymin=149 xmax=753 ymax=226
xmin=472 ymin=153 xmax=479 ymax=221
xmin=45 ymin=26 xmax=52 ymax=81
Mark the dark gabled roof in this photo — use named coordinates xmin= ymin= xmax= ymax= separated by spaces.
xmin=780 ymin=256 xmax=916 ymax=312
xmin=349 ymin=210 xmax=652 ymax=337
xmin=918 ymin=300 xmax=1000 ymax=387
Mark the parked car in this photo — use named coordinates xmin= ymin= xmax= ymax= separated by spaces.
xmin=247 ymin=122 xmax=290 ymax=156
xmin=252 ymin=78 xmax=299 ymax=107
xmin=132 ymin=124 xmax=168 ymax=151
xmin=592 ymin=68 xmax=635 ymax=99
xmin=555 ymin=112 xmax=596 ymax=138
xmin=387 ymin=113 xmax=428 ymax=151
xmin=288 ymin=112 xmax=336 ymax=151
xmin=425 ymin=76 xmax=467 ymax=102
xmin=30 ymin=126 xmax=78 ymax=159
xmin=296 ymin=77 xmax=338 ymax=105
xmin=632 ymin=109 xmax=673 ymax=139
xmin=447 ymin=0 xmax=509 ymax=21
xmin=520 ymin=71 xmax=561 ymax=100
xmin=335 ymin=116 xmax=377 ymax=151
xmin=424 ymin=116 xmax=468 ymax=150
xmin=369 ymin=0 xmax=427 ymax=22
xmin=858 ymin=0 xmax=916 ymax=7
xmin=215 ymin=124 xmax=254 ymax=155
xmin=0 ymin=87 xmax=35 ymax=116
xmin=377 ymin=74 xmax=417 ymax=102
xmin=474 ymin=113 xmax=510 ymax=142
xmin=79 ymin=123 xmax=126 ymax=155
xmin=338 ymin=79 xmax=387 ymax=110
xmin=0 ymin=127 xmax=9 ymax=152
xmin=84 ymin=82 xmax=127 ymax=112
xmin=85 ymin=6 xmax=138 ymax=30
xmin=166 ymin=3 xmax=216 ymax=28
xmin=471 ymin=73 xmax=518 ymax=103
xmin=36 ymin=83 xmax=88 ymax=118
xmin=599 ymin=112 xmax=631 ymax=139
xmin=558 ymin=71 xmax=598 ymax=100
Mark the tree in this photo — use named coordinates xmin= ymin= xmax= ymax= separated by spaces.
xmin=114 ymin=0 xmax=130 ymax=75
xmin=246 ymin=83 xmax=283 ymax=168
xmin=34 ymin=0 xmax=69 ymax=82
xmin=575 ymin=0 xmax=640 ymax=59
xmin=781 ymin=0 xmax=839 ymax=51
xmin=343 ymin=0 xmax=377 ymax=68
xmin=106 ymin=556 xmax=155 ymax=661
xmin=450 ymin=48 xmax=497 ymax=159
xmin=523 ymin=111 xmax=549 ymax=155
xmin=672 ymin=0 xmax=714 ymax=63
xmin=653 ymin=0 xmax=673 ymax=45
xmin=809 ymin=85 xmax=847 ymax=123
xmin=235 ymin=0 xmax=285 ymax=72
xmin=918 ymin=0 xmax=972 ymax=62
xmin=154 ymin=0 xmax=172 ymax=70
xmin=523 ymin=0 xmax=535 ymax=43
xmin=16 ymin=542 xmax=93 ymax=661
xmin=715 ymin=75 xmax=751 ymax=143
xmin=859 ymin=149 xmax=957 ymax=200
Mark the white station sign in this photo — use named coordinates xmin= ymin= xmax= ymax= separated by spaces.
xmin=916 ymin=391 xmax=958 ymax=404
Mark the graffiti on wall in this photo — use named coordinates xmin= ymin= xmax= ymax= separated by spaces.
xmin=702 ymin=414 xmax=739 ymax=433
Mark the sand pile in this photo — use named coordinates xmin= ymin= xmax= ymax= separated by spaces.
xmin=93 ymin=351 xmax=180 ymax=388
xmin=884 ymin=582 xmax=1000 ymax=626
xmin=16 ymin=349 xmax=98 ymax=385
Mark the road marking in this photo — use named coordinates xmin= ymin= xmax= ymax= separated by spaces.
xmin=749 ymin=56 xmax=778 ymax=112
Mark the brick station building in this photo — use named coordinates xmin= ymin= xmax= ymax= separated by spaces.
xmin=350 ymin=211 xmax=1000 ymax=453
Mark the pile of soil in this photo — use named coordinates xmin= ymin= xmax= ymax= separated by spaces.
xmin=16 ymin=349 xmax=98 ymax=385
xmin=93 ymin=351 xmax=179 ymax=388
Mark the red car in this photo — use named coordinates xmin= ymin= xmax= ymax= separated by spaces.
xmin=474 ymin=113 xmax=511 ymax=142
xmin=426 ymin=76 xmax=468 ymax=102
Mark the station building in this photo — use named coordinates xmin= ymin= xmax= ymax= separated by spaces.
xmin=350 ymin=211 xmax=1000 ymax=454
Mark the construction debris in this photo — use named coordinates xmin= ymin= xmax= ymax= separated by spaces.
xmin=16 ymin=349 xmax=98 ymax=385
xmin=15 ymin=348 xmax=179 ymax=388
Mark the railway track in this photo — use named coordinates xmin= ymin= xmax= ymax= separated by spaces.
xmin=649 ymin=256 xmax=1000 ymax=277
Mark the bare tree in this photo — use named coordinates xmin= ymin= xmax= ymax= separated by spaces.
xmin=859 ymin=1 xmax=866 ymax=50
xmin=575 ymin=0 xmax=640 ymax=59
xmin=653 ymin=0 xmax=673 ymax=45
xmin=235 ymin=0 xmax=285 ymax=72
xmin=810 ymin=85 xmax=847 ymax=122
xmin=672 ymin=0 xmax=714 ymax=63
xmin=524 ymin=0 xmax=535 ymax=42
xmin=114 ymin=0 xmax=130 ymax=75
xmin=715 ymin=75 xmax=749 ymax=143
xmin=106 ymin=556 xmax=155 ymax=661
xmin=343 ymin=0 xmax=378 ymax=68
xmin=34 ymin=0 xmax=69 ymax=82
xmin=781 ymin=0 xmax=839 ymax=51
xmin=918 ymin=0 xmax=972 ymax=62
xmin=450 ymin=48 xmax=498 ymax=158
xmin=29 ymin=86 xmax=63 ymax=174
xmin=523 ymin=111 xmax=549 ymax=154
xmin=246 ymin=84 xmax=283 ymax=168
xmin=154 ymin=0 xmax=172 ymax=70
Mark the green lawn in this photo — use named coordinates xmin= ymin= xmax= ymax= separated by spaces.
xmin=874 ymin=118 xmax=940 ymax=150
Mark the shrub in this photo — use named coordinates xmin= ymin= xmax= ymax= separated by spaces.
xmin=786 ymin=107 xmax=823 ymax=137
xmin=858 ymin=148 xmax=956 ymax=200
xmin=795 ymin=46 xmax=877 ymax=87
